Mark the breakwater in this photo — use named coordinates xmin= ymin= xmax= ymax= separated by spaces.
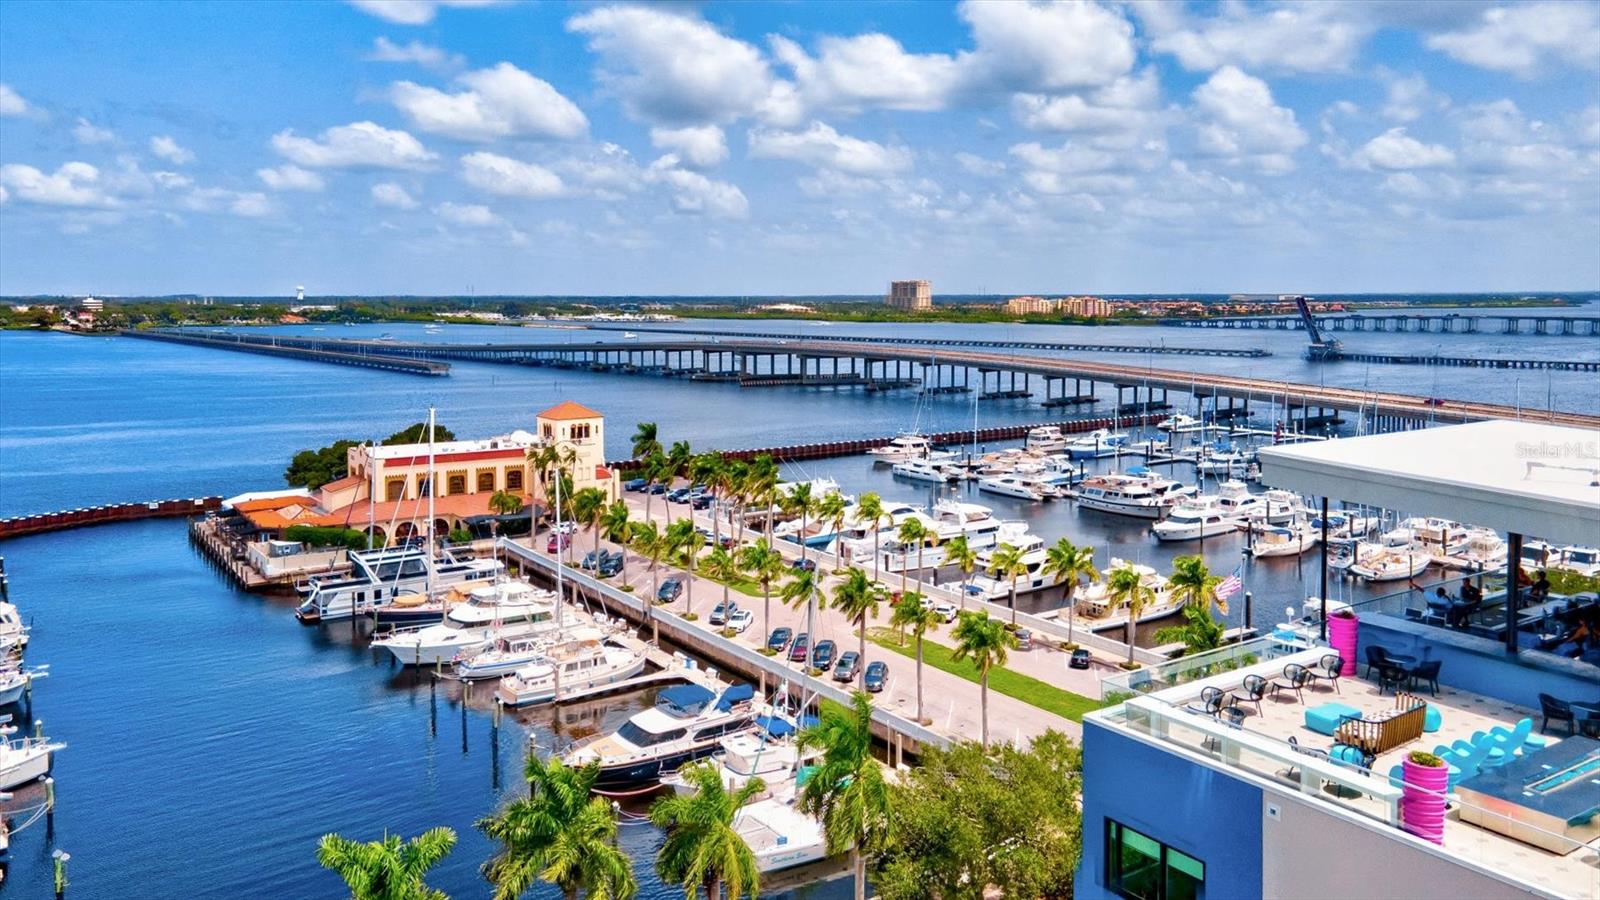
xmin=0 ymin=496 xmax=222 ymax=540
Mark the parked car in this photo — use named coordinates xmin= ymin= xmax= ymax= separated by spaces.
xmin=580 ymin=550 xmax=602 ymax=570
xmin=833 ymin=651 xmax=861 ymax=682
xmin=788 ymin=633 xmax=810 ymax=662
xmin=767 ymin=627 xmax=793 ymax=653
xmin=1069 ymin=648 xmax=1091 ymax=670
xmin=657 ymin=577 xmax=684 ymax=603
xmin=811 ymin=639 xmax=837 ymax=671
xmin=727 ymin=609 xmax=754 ymax=633
xmin=932 ymin=601 xmax=959 ymax=623
xmin=647 ymin=483 xmax=668 ymax=495
xmin=709 ymin=601 xmax=740 ymax=626
xmin=863 ymin=661 xmax=888 ymax=693
xmin=553 ymin=521 xmax=577 ymax=535
xmin=546 ymin=533 xmax=570 ymax=553
xmin=1015 ymin=628 xmax=1034 ymax=651
xmin=597 ymin=551 xmax=624 ymax=577
xmin=623 ymin=477 xmax=648 ymax=492
xmin=792 ymin=558 xmax=817 ymax=573
xmin=690 ymin=494 xmax=714 ymax=510
xmin=667 ymin=488 xmax=693 ymax=503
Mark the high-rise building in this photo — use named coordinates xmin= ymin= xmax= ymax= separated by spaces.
xmin=886 ymin=280 xmax=932 ymax=311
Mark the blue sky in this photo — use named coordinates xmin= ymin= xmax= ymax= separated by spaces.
xmin=1 ymin=0 xmax=1597 ymax=296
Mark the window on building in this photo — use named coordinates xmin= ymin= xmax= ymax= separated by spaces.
xmin=1106 ymin=820 xmax=1203 ymax=900
xmin=477 ymin=471 xmax=495 ymax=492
xmin=418 ymin=476 xmax=432 ymax=498
xmin=385 ymin=478 xmax=406 ymax=502
xmin=447 ymin=474 xmax=466 ymax=495
xmin=505 ymin=469 xmax=524 ymax=491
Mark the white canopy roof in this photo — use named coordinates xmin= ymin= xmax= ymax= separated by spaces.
xmin=1258 ymin=420 xmax=1600 ymax=545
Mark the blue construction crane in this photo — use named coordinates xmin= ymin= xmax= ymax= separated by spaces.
xmin=1293 ymin=295 xmax=1342 ymax=361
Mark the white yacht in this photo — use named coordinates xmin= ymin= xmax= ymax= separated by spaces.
xmin=848 ymin=501 xmax=1012 ymax=573
xmin=1151 ymin=503 xmax=1241 ymax=542
xmin=1077 ymin=561 xmax=1183 ymax=631
xmin=1557 ymin=545 xmax=1600 ymax=577
xmin=1025 ymin=425 xmax=1071 ymax=453
xmin=0 ymin=667 xmax=44 ymax=707
xmin=1157 ymin=414 xmax=1200 ymax=431
xmin=370 ymin=582 xmax=566 ymax=667
xmin=661 ymin=718 xmax=817 ymax=799
xmin=1196 ymin=447 xmax=1251 ymax=475
xmin=0 ymin=603 xmax=28 ymax=656
xmin=867 ymin=433 xmax=933 ymax=464
xmin=1382 ymin=517 xmax=1470 ymax=556
xmin=1519 ymin=539 xmax=1560 ymax=570
xmin=891 ymin=458 xmax=960 ymax=484
xmin=294 ymin=547 xmax=503 ymax=623
xmin=977 ymin=474 xmax=1053 ymax=502
xmin=964 ymin=532 xmax=1053 ymax=602
xmin=737 ymin=797 xmax=829 ymax=874
xmin=0 ymin=717 xmax=62 ymax=790
xmin=1444 ymin=528 xmax=1508 ymax=570
xmin=494 ymin=629 xmax=649 ymax=706
xmin=1311 ymin=510 xmax=1379 ymax=545
xmin=563 ymin=682 xmax=759 ymax=790
xmin=1065 ymin=429 xmax=1129 ymax=460
xmin=1349 ymin=547 xmax=1432 ymax=582
xmin=1074 ymin=471 xmax=1195 ymax=519
xmin=1251 ymin=522 xmax=1320 ymax=558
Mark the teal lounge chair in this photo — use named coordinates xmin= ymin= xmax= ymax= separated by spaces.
xmin=1487 ymin=717 xmax=1547 ymax=755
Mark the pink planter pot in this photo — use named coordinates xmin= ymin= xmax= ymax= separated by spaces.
xmin=1328 ymin=612 xmax=1358 ymax=677
xmin=1400 ymin=758 xmax=1449 ymax=845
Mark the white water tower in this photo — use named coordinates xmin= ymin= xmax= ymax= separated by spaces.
xmin=296 ymin=285 xmax=305 ymax=302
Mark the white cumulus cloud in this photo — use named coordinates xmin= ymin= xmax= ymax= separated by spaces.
xmin=364 ymin=37 xmax=464 ymax=71
xmin=391 ymin=62 xmax=587 ymax=141
xmin=748 ymin=122 xmax=912 ymax=176
xmin=0 ymin=161 xmax=116 ymax=207
xmin=434 ymin=200 xmax=503 ymax=226
xmin=771 ymin=32 xmax=961 ymax=114
xmin=1191 ymin=66 xmax=1307 ymax=173
xmin=1136 ymin=1 xmax=1371 ymax=74
xmin=371 ymin=182 xmax=419 ymax=208
xmin=257 ymin=164 xmax=326 ymax=191
xmin=348 ymin=0 xmax=500 ymax=26
xmin=1350 ymin=128 xmax=1456 ymax=170
xmin=271 ymin=121 xmax=436 ymax=169
xmin=1427 ymin=2 xmax=1600 ymax=78
xmin=149 ymin=135 xmax=195 ymax=164
xmin=956 ymin=0 xmax=1137 ymax=92
xmin=459 ymin=151 xmax=564 ymax=198
xmin=645 ymin=157 xmax=749 ymax=218
xmin=0 ymin=84 xmax=39 ymax=118
xmin=648 ymin=126 xmax=728 ymax=169
xmin=73 ymin=117 xmax=114 ymax=144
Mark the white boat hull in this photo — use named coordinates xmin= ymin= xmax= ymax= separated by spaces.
xmin=496 ymin=652 xmax=648 ymax=707
xmin=1075 ymin=496 xmax=1167 ymax=519
xmin=0 ymin=744 xmax=54 ymax=790
xmin=1085 ymin=597 xmax=1184 ymax=632
xmin=1152 ymin=519 xmax=1241 ymax=541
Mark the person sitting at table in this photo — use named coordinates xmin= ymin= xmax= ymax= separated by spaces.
xmin=1529 ymin=571 xmax=1552 ymax=608
xmin=1461 ymin=580 xmax=1482 ymax=604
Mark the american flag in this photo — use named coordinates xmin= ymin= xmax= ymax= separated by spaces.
xmin=1215 ymin=566 xmax=1243 ymax=602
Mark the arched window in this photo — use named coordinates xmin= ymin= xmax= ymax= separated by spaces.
xmin=447 ymin=474 xmax=467 ymax=495
xmin=505 ymin=469 xmax=524 ymax=491
xmin=385 ymin=478 xmax=406 ymax=502
xmin=477 ymin=471 xmax=495 ymax=492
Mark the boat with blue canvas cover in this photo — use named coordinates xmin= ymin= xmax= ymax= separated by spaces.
xmin=563 ymin=682 xmax=758 ymax=790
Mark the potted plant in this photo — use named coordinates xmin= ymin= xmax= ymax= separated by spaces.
xmin=1400 ymin=750 xmax=1448 ymax=845
xmin=1328 ymin=608 xmax=1358 ymax=677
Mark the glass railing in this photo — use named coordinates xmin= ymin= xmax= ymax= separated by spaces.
xmin=1098 ymin=635 xmax=1317 ymax=699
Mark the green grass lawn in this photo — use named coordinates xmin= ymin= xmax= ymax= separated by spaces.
xmin=868 ymin=628 xmax=1103 ymax=722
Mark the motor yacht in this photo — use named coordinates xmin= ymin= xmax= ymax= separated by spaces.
xmin=867 ymin=433 xmax=934 ymax=464
xmin=0 ymin=667 xmax=44 ymax=707
xmin=1157 ymin=414 xmax=1200 ymax=431
xmin=1310 ymin=511 xmax=1379 ymax=545
xmin=736 ymin=797 xmax=829 ymax=874
xmin=1077 ymin=560 xmax=1183 ymax=631
xmin=1064 ymin=429 xmax=1129 ymax=460
xmin=294 ymin=547 xmax=503 ymax=623
xmin=1349 ymin=547 xmax=1432 ymax=582
xmin=1196 ymin=447 xmax=1251 ymax=476
xmin=964 ymin=532 xmax=1053 ymax=602
xmin=370 ymin=582 xmax=566 ymax=667
xmin=1444 ymin=528 xmax=1508 ymax=570
xmin=846 ymin=501 xmax=1012 ymax=573
xmin=1074 ymin=471 xmax=1195 ymax=519
xmin=1557 ymin=545 xmax=1600 ymax=577
xmin=0 ymin=603 xmax=28 ymax=656
xmin=494 ymin=628 xmax=649 ymax=705
xmin=0 ymin=717 xmax=62 ymax=791
xmin=977 ymin=474 xmax=1053 ymax=502
xmin=1250 ymin=522 xmax=1320 ymax=558
xmin=660 ymin=714 xmax=818 ymax=800
xmin=563 ymin=682 xmax=758 ymax=790
xmin=1151 ymin=503 xmax=1241 ymax=542
xmin=1518 ymin=539 xmax=1559 ymax=570
xmin=1381 ymin=517 xmax=1470 ymax=556
xmin=1025 ymin=426 xmax=1071 ymax=453
xmin=891 ymin=458 xmax=960 ymax=484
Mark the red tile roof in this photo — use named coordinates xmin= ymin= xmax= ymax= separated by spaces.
xmin=313 ymin=491 xmax=535 ymax=528
xmin=319 ymin=474 xmax=364 ymax=493
xmin=537 ymin=400 xmax=602 ymax=420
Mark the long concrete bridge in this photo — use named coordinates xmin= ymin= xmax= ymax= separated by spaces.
xmin=127 ymin=329 xmax=1600 ymax=430
xmin=1164 ymin=312 xmax=1599 ymax=336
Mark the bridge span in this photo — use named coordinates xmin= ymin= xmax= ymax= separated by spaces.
xmin=125 ymin=329 xmax=1600 ymax=430
xmin=1164 ymin=312 xmax=1598 ymax=336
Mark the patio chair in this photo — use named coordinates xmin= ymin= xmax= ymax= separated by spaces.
xmin=1185 ymin=687 xmax=1227 ymax=718
xmin=1308 ymin=654 xmax=1342 ymax=693
xmin=1363 ymin=645 xmax=1391 ymax=679
xmin=1376 ymin=662 xmax=1410 ymax=695
xmin=1284 ymin=736 xmax=1330 ymax=787
xmin=1237 ymin=674 xmax=1267 ymax=714
xmin=1407 ymin=659 xmax=1442 ymax=696
xmin=1269 ymin=663 xmax=1311 ymax=704
xmin=1538 ymin=693 xmax=1576 ymax=734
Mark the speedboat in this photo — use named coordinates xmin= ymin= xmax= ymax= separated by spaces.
xmin=1558 ymin=545 xmax=1600 ymax=577
xmin=1157 ymin=414 xmax=1199 ymax=431
xmin=1349 ymin=548 xmax=1432 ymax=582
xmin=563 ymin=682 xmax=758 ymax=790
xmin=0 ymin=717 xmax=62 ymax=790
xmin=1074 ymin=471 xmax=1195 ymax=519
xmin=867 ymin=433 xmax=933 ymax=464
xmin=495 ymin=629 xmax=649 ymax=706
xmin=1065 ymin=429 xmax=1129 ymax=460
xmin=1077 ymin=560 xmax=1182 ymax=631
xmin=294 ymin=547 xmax=503 ymax=623
xmin=1151 ymin=503 xmax=1241 ymax=541
xmin=455 ymin=632 xmax=553 ymax=681
xmin=977 ymin=474 xmax=1052 ymax=502
xmin=891 ymin=459 xmax=960 ymax=484
xmin=1025 ymin=426 xmax=1071 ymax=453
xmin=1251 ymin=522 xmax=1320 ymax=558
xmin=0 ymin=667 xmax=45 ymax=707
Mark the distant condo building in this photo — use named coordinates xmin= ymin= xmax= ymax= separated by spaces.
xmin=886 ymin=280 xmax=932 ymax=311
xmin=79 ymin=296 xmax=103 ymax=312
xmin=1061 ymin=295 xmax=1113 ymax=318
xmin=1001 ymin=295 xmax=1115 ymax=317
xmin=1003 ymin=295 xmax=1056 ymax=315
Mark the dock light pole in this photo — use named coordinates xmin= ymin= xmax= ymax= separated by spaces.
xmin=1319 ymin=497 xmax=1330 ymax=643
xmin=1504 ymin=532 xmax=1522 ymax=655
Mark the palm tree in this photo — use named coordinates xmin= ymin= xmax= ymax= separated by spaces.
xmin=797 ymin=693 xmax=891 ymax=900
xmin=630 ymin=421 xmax=661 ymax=460
xmin=815 ymin=492 xmax=848 ymax=567
xmin=487 ymin=489 xmax=525 ymax=548
xmin=831 ymin=567 xmax=885 ymax=667
xmin=1153 ymin=603 xmax=1226 ymax=657
xmin=893 ymin=517 xmax=928 ymax=593
xmin=748 ymin=455 xmax=779 ymax=537
xmin=632 ymin=520 xmax=667 ymax=643
xmin=779 ymin=567 xmax=823 ymax=669
xmin=987 ymin=541 xmax=1030 ymax=626
xmin=700 ymin=545 xmax=739 ymax=615
xmin=649 ymin=763 xmax=764 ymax=900
xmin=1168 ymin=554 xmax=1227 ymax=615
xmin=478 ymin=755 xmax=636 ymax=900
xmin=1107 ymin=563 xmax=1157 ymax=667
xmin=1042 ymin=538 xmax=1099 ymax=646
xmin=738 ymin=539 xmax=786 ymax=649
xmin=889 ymin=595 xmax=937 ymax=723
xmin=951 ymin=611 xmax=1017 ymax=749
xmin=666 ymin=440 xmax=693 ymax=489
xmin=642 ymin=451 xmax=669 ymax=525
xmin=853 ymin=492 xmax=887 ymax=579
xmin=600 ymin=501 xmax=632 ymax=586
xmin=666 ymin=518 xmax=704 ymax=616
xmin=316 ymin=827 xmax=457 ymax=900
xmin=782 ymin=482 xmax=815 ymax=563
xmin=571 ymin=487 xmax=608 ymax=572
xmin=723 ymin=458 xmax=749 ymax=543
xmin=689 ymin=451 xmax=726 ymax=543
xmin=942 ymin=534 xmax=977 ymax=611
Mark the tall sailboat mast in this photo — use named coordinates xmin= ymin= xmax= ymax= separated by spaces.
xmin=426 ymin=406 xmax=436 ymax=597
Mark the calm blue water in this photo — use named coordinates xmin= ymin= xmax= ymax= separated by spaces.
xmin=0 ymin=312 xmax=1593 ymax=896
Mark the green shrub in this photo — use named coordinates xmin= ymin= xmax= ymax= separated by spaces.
xmin=447 ymin=528 xmax=472 ymax=544
xmin=282 ymin=524 xmax=368 ymax=550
